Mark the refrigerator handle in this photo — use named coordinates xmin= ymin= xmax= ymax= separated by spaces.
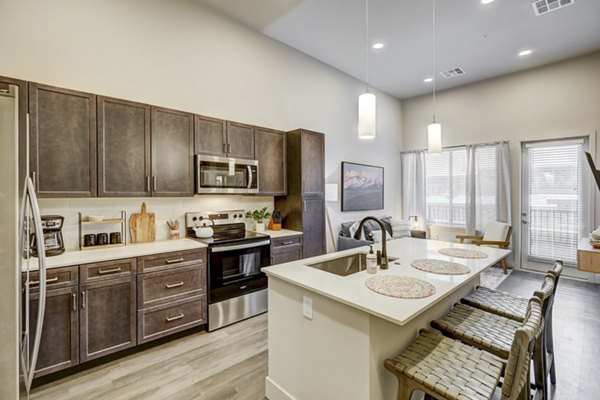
xmin=23 ymin=177 xmax=47 ymax=391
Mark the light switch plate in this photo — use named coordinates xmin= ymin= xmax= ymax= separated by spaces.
xmin=302 ymin=296 xmax=313 ymax=320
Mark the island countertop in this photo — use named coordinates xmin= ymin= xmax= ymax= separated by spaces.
xmin=262 ymin=237 xmax=510 ymax=326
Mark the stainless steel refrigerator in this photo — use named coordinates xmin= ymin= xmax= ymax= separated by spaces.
xmin=0 ymin=77 xmax=48 ymax=399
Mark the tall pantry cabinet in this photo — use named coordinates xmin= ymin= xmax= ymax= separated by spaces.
xmin=275 ymin=129 xmax=326 ymax=258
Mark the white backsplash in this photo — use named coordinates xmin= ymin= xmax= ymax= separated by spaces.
xmin=39 ymin=196 xmax=274 ymax=252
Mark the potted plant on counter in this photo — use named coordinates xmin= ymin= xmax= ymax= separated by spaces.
xmin=246 ymin=207 xmax=271 ymax=232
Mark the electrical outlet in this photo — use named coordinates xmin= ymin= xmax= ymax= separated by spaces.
xmin=302 ymin=296 xmax=313 ymax=320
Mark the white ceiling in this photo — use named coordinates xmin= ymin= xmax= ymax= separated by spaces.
xmin=201 ymin=0 xmax=600 ymax=99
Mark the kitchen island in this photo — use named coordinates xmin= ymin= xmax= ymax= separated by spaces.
xmin=262 ymin=237 xmax=510 ymax=400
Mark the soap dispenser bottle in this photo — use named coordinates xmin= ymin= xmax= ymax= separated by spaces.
xmin=366 ymin=245 xmax=378 ymax=274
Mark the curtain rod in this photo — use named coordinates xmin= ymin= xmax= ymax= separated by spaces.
xmin=400 ymin=140 xmax=509 ymax=154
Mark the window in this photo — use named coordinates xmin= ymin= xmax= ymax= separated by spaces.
xmin=425 ymin=145 xmax=499 ymax=229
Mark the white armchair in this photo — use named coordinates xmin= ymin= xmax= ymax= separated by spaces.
xmin=456 ymin=221 xmax=512 ymax=274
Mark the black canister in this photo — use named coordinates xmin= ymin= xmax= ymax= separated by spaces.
xmin=97 ymin=233 xmax=108 ymax=246
xmin=110 ymin=232 xmax=122 ymax=244
xmin=84 ymin=234 xmax=96 ymax=247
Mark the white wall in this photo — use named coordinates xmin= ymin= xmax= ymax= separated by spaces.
xmin=402 ymin=51 xmax=600 ymax=268
xmin=0 ymin=0 xmax=404 ymax=252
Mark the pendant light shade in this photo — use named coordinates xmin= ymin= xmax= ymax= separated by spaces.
xmin=358 ymin=92 xmax=376 ymax=140
xmin=358 ymin=0 xmax=376 ymax=140
xmin=427 ymin=122 xmax=442 ymax=153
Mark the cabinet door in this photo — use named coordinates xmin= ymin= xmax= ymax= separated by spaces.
xmin=271 ymin=248 xmax=303 ymax=265
xmin=301 ymin=130 xmax=325 ymax=197
xmin=255 ymin=127 xmax=286 ymax=195
xmin=151 ymin=107 xmax=194 ymax=197
xmin=98 ymin=97 xmax=151 ymax=197
xmin=80 ymin=276 xmax=136 ymax=362
xmin=29 ymin=83 xmax=97 ymax=197
xmin=227 ymin=121 xmax=255 ymax=159
xmin=302 ymin=198 xmax=325 ymax=258
xmin=194 ymin=115 xmax=227 ymax=157
xmin=29 ymin=286 xmax=79 ymax=377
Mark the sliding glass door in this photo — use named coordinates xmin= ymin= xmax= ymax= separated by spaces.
xmin=521 ymin=138 xmax=589 ymax=274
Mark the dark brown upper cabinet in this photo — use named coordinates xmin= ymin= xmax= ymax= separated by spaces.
xmin=29 ymin=83 xmax=97 ymax=197
xmin=255 ymin=127 xmax=286 ymax=195
xmin=301 ymin=130 xmax=325 ymax=197
xmin=194 ymin=115 xmax=227 ymax=157
xmin=98 ymin=97 xmax=151 ymax=197
xmin=151 ymin=107 xmax=194 ymax=197
xmin=226 ymin=121 xmax=255 ymax=159
xmin=195 ymin=117 xmax=255 ymax=160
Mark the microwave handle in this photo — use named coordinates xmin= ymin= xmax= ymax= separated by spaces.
xmin=247 ymin=165 xmax=253 ymax=189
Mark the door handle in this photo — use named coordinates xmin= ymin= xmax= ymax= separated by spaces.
xmin=81 ymin=291 xmax=86 ymax=309
xmin=166 ymin=313 xmax=184 ymax=322
xmin=227 ymin=143 xmax=232 ymax=154
xmin=72 ymin=293 xmax=77 ymax=311
xmin=152 ymin=176 xmax=157 ymax=192
xmin=521 ymin=220 xmax=528 ymax=225
xmin=165 ymin=281 xmax=184 ymax=289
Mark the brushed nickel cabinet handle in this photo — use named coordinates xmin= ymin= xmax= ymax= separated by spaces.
xmin=165 ymin=258 xmax=184 ymax=264
xmin=72 ymin=293 xmax=76 ymax=311
xmin=30 ymin=277 xmax=59 ymax=286
xmin=223 ymin=143 xmax=227 ymax=153
xmin=165 ymin=281 xmax=184 ymax=289
xmin=98 ymin=267 xmax=122 ymax=275
xmin=227 ymin=143 xmax=232 ymax=154
xmin=146 ymin=176 xmax=150 ymax=192
xmin=31 ymin=171 xmax=37 ymax=189
xmin=281 ymin=241 xmax=294 ymax=245
xmin=152 ymin=176 xmax=157 ymax=192
xmin=166 ymin=313 xmax=184 ymax=322
xmin=81 ymin=291 xmax=86 ymax=309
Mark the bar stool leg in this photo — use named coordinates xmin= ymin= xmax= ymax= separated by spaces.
xmin=396 ymin=375 xmax=415 ymax=400
xmin=533 ymin=331 xmax=548 ymax=400
xmin=546 ymin=308 xmax=557 ymax=385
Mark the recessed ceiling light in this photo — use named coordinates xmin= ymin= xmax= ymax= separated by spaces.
xmin=372 ymin=42 xmax=384 ymax=50
xmin=518 ymin=49 xmax=533 ymax=57
xmin=423 ymin=77 xmax=433 ymax=83
xmin=481 ymin=0 xmax=495 ymax=4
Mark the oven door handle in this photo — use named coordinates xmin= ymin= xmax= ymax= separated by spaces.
xmin=211 ymin=240 xmax=271 ymax=253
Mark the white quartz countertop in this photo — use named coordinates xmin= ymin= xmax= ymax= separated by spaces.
xmin=262 ymin=229 xmax=303 ymax=238
xmin=262 ymin=237 xmax=510 ymax=326
xmin=29 ymin=239 xmax=206 ymax=270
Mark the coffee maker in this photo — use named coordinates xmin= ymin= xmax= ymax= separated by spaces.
xmin=31 ymin=215 xmax=65 ymax=257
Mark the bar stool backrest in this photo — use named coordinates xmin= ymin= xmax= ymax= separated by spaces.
xmin=548 ymin=261 xmax=563 ymax=296
xmin=501 ymin=298 xmax=543 ymax=400
xmin=534 ymin=273 xmax=556 ymax=319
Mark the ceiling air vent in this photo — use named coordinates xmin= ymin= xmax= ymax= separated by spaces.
xmin=532 ymin=0 xmax=575 ymax=16
xmin=440 ymin=67 xmax=465 ymax=79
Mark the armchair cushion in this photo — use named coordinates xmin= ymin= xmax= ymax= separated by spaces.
xmin=483 ymin=222 xmax=511 ymax=242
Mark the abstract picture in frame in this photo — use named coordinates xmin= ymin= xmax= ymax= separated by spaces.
xmin=341 ymin=161 xmax=384 ymax=211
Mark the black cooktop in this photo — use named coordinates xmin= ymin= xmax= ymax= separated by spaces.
xmin=186 ymin=223 xmax=270 ymax=246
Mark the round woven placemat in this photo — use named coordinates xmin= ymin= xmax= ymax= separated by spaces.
xmin=411 ymin=259 xmax=471 ymax=275
xmin=438 ymin=248 xmax=488 ymax=259
xmin=365 ymin=275 xmax=436 ymax=299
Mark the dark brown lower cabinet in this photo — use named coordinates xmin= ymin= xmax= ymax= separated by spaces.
xmin=29 ymin=286 xmax=79 ymax=378
xmin=79 ymin=276 xmax=136 ymax=362
xmin=270 ymin=235 xmax=303 ymax=265
xmin=302 ymin=198 xmax=326 ymax=258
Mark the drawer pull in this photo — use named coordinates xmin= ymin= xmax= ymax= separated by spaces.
xmin=166 ymin=313 xmax=184 ymax=322
xmin=240 ymin=285 xmax=247 ymax=290
xmin=72 ymin=293 xmax=76 ymax=311
xmin=165 ymin=281 xmax=184 ymax=289
xmin=165 ymin=258 xmax=184 ymax=264
xmin=30 ymin=277 xmax=59 ymax=286
xmin=281 ymin=241 xmax=295 ymax=245
xmin=98 ymin=267 xmax=122 ymax=275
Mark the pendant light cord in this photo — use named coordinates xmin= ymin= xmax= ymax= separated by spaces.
xmin=365 ymin=0 xmax=369 ymax=92
xmin=432 ymin=0 xmax=436 ymax=123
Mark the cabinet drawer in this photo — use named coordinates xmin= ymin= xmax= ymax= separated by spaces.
xmin=137 ymin=263 xmax=206 ymax=308
xmin=138 ymin=249 xmax=206 ymax=273
xmin=137 ymin=295 xmax=206 ymax=344
xmin=271 ymin=248 xmax=303 ymax=266
xmin=80 ymin=258 xmax=136 ymax=283
xmin=271 ymin=235 xmax=303 ymax=252
xmin=23 ymin=266 xmax=78 ymax=292
xmin=578 ymin=251 xmax=600 ymax=273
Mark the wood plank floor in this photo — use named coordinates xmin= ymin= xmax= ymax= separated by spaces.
xmin=31 ymin=270 xmax=598 ymax=400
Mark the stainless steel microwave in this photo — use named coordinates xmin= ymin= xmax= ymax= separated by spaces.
xmin=196 ymin=155 xmax=259 ymax=194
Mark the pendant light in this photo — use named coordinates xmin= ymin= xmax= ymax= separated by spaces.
xmin=427 ymin=0 xmax=442 ymax=153
xmin=358 ymin=0 xmax=376 ymax=140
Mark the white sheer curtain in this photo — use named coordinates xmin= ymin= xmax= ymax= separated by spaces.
xmin=401 ymin=151 xmax=427 ymax=229
xmin=465 ymin=142 xmax=512 ymax=235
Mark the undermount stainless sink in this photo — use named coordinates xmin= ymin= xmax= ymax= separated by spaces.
xmin=306 ymin=252 xmax=398 ymax=277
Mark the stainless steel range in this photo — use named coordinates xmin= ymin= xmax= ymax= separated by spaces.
xmin=185 ymin=210 xmax=270 ymax=331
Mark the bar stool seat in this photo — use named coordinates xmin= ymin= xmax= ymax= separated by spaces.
xmin=462 ymin=286 xmax=528 ymax=322
xmin=431 ymin=303 xmax=526 ymax=360
xmin=384 ymin=330 xmax=504 ymax=400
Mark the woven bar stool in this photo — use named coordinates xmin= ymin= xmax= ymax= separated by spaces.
xmin=461 ymin=261 xmax=562 ymax=385
xmin=384 ymin=298 xmax=543 ymax=400
xmin=431 ymin=281 xmax=553 ymax=400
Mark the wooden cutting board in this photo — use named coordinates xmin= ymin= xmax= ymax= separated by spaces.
xmin=129 ymin=202 xmax=156 ymax=243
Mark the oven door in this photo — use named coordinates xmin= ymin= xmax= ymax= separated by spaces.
xmin=208 ymin=239 xmax=270 ymax=303
xmin=196 ymin=155 xmax=258 ymax=194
